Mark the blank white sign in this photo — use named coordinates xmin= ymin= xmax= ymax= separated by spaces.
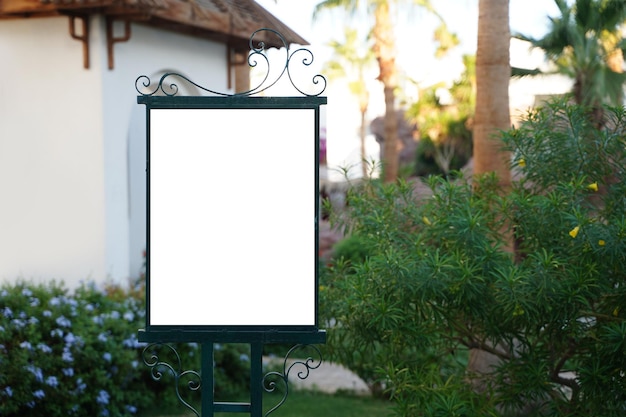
xmin=149 ymin=108 xmax=316 ymax=327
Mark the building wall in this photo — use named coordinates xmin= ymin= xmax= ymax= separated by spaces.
xmin=0 ymin=15 xmax=229 ymax=287
xmin=100 ymin=19 xmax=230 ymax=284
xmin=0 ymin=16 xmax=106 ymax=286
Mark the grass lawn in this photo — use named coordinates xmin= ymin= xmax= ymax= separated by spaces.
xmin=145 ymin=390 xmax=392 ymax=417
xmin=255 ymin=390 xmax=391 ymax=417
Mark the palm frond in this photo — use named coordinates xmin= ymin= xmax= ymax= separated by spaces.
xmin=511 ymin=67 xmax=544 ymax=78
xmin=312 ymin=0 xmax=360 ymax=21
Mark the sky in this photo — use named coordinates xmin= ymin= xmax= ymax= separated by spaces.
xmin=253 ymin=0 xmax=567 ymax=179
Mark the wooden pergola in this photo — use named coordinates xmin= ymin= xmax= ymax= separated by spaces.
xmin=0 ymin=0 xmax=307 ymax=80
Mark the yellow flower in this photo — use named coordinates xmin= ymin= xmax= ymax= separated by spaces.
xmin=569 ymin=226 xmax=580 ymax=238
xmin=518 ymin=158 xmax=526 ymax=168
xmin=587 ymin=182 xmax=598 ymax=192
xmin=422 ymin=216 xmax=432 ymax=226
xmin=598 ymin=239 xmax=606 ymax=246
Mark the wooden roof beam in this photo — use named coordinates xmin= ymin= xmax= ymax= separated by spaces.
xmin=106 ymin=16 xmax=131 ymax=70
xmin=68 ymin=14 xmax=90 ymax=68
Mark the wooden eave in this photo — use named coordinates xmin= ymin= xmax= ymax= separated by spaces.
xmin=0 ymin=0 xmax=308 ymax=51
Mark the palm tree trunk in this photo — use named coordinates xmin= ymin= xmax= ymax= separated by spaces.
xmin=360 ymin=108 xmax=368 ymax=177
xmin=606 ymin=40 xmax=624 ymax=105
xmin=473 ymin=0 xmax=511 ymax=185
xmin=469 ymin=0 xmax=512 ymax=392
xmin=372 ymin=1 xmax=399 ymax=182
xmin=359 ymin=81 xmax=370 ymax=178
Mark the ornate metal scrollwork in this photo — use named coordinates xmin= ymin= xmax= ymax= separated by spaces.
xmin=142 ymin=343 xmax=201 ymax=417
xmin=262 ymin=344 xmax=323 ymax=417
xmin=135 ymin=28 xmax=326 ymax=97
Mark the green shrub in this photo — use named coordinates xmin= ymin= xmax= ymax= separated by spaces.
xmin=321 ymin=100 xmax=626 ymax=416
xmin=0 ymin=281 xmax=149 ymax=417
xmin=0 ymin=281 xmax=251 ymax=417
xmin=332 ymin=234 xmax=373 ymax=266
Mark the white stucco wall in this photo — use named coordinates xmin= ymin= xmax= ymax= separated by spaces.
xmin=0 ymin=17 xmax=106 ymax=286
xmin=100 ymin=20 xmax=230 ymax=284
xmin=0 ymin=15 xmax=229 ymax=288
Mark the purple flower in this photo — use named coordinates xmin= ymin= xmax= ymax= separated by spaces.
xmin=22 ymin=288 xmax=33 ymax=297
xmin=98 ymin=333 xmax=108 ymax=343
xmin=25 ymin=365 xmax=44 ymax=382
xmin=20 ymin=341 xmax=33 ymax=350
xmin=51 ymin=328 xmax=63 ymax=337
xmin=103 ymin=352 xmax=112 ymax=362
xmin=125 ymin=405 xmax=138 ymax=414
xmin=49 ymin=297 xmax=61 ymax=306
xmin=75 ymin=378 xmax=86 ymax=394
xmin=3 ymin=307 xmax=13 ymax=318
xmin=122 ymin=334 xmax=145 ymax=348
xmin=62 ymin=348 xmax=74 ymax=363
xmin=43 ymin=310 xmax=52 ymax=317
xmin=37 ymin=343 xmax=53 ymax=353
xmin=45 ymin=376 xmax=59 ymax=387
xmin=56 ymin=315 xmax=71 ymax=328
xmin=33 ymin=389 xmax=45 ymax=399
xmin=96 ymin=390 xmax=110 ymax=405
xmin=4 ymin=386 xmax=13 ymax=397
xmin=64 ymin=332 xmax=77 ymax=345
xmin=63 ymin=367 xmax=74 ymax=377
xmin=11 ymin=319 xmax=25 ymax=328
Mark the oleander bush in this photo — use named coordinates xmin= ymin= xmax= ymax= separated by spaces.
xmin=0 ymin=280 xmax=251 ymax=417
xmin=321 ymin=100 xmax=626 ymax=416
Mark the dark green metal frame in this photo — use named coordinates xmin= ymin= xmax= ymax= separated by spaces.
xmin=139 ymin=95 xmax=327 ymax=335
xmin=136 ymin=28 xmax=327 ymax=417
xmin=137 ymin=96 xmax=326 ymax=417
xmin=141 ymin=342 xmax=324 ymax=417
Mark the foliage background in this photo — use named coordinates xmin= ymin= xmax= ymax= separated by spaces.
xmin=0 ymin=280 xmax=251 ymax=417
xmin=321 ymin=100 xmax=626 ymax=417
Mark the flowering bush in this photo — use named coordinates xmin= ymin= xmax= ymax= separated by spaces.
xmin=322 ymin=100 xmax=626 ymax=416
xmin=0 ymin=281 xmax=251 ymax=417
xmin=0 ymin=281 xmax=149 ymax=417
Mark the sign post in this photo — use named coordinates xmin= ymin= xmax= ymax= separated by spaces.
xmin=136 ymin=29 xmax=326 ymax=417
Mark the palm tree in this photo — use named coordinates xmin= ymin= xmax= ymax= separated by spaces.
xmin=324 ymin=28 xmax=376 ymax=178
xmin=407 ymin=55 xmax=475 ymax=176
xmin=314 ymin=0 xmax=454 ymax=182
xmin=468 ymin=0 xmax=513 ymax=392
xmin=513 ymin=0 xmax=626 ymax=109
xmin=473 ymin=0 xmax=511 ymax=186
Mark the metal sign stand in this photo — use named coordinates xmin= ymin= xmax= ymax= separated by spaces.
xmin=135 ymin=29 xmax=327 ymax=417
xmin=139 ymin=335 xmax=325 ymax=417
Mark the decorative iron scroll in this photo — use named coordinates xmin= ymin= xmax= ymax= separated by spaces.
xmin=141 ymin=343 xmax=322 ymax=417
xmin=262 ymin=344 xmax=322 ymax=417
xmin=142 ymin=343 xmax=201 ymax=417
xmin=135 ymin=28 xmax=326 ymax=97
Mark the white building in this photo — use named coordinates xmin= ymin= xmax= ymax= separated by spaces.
xmin=0 ymin=0 xmax=305 ymax=287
